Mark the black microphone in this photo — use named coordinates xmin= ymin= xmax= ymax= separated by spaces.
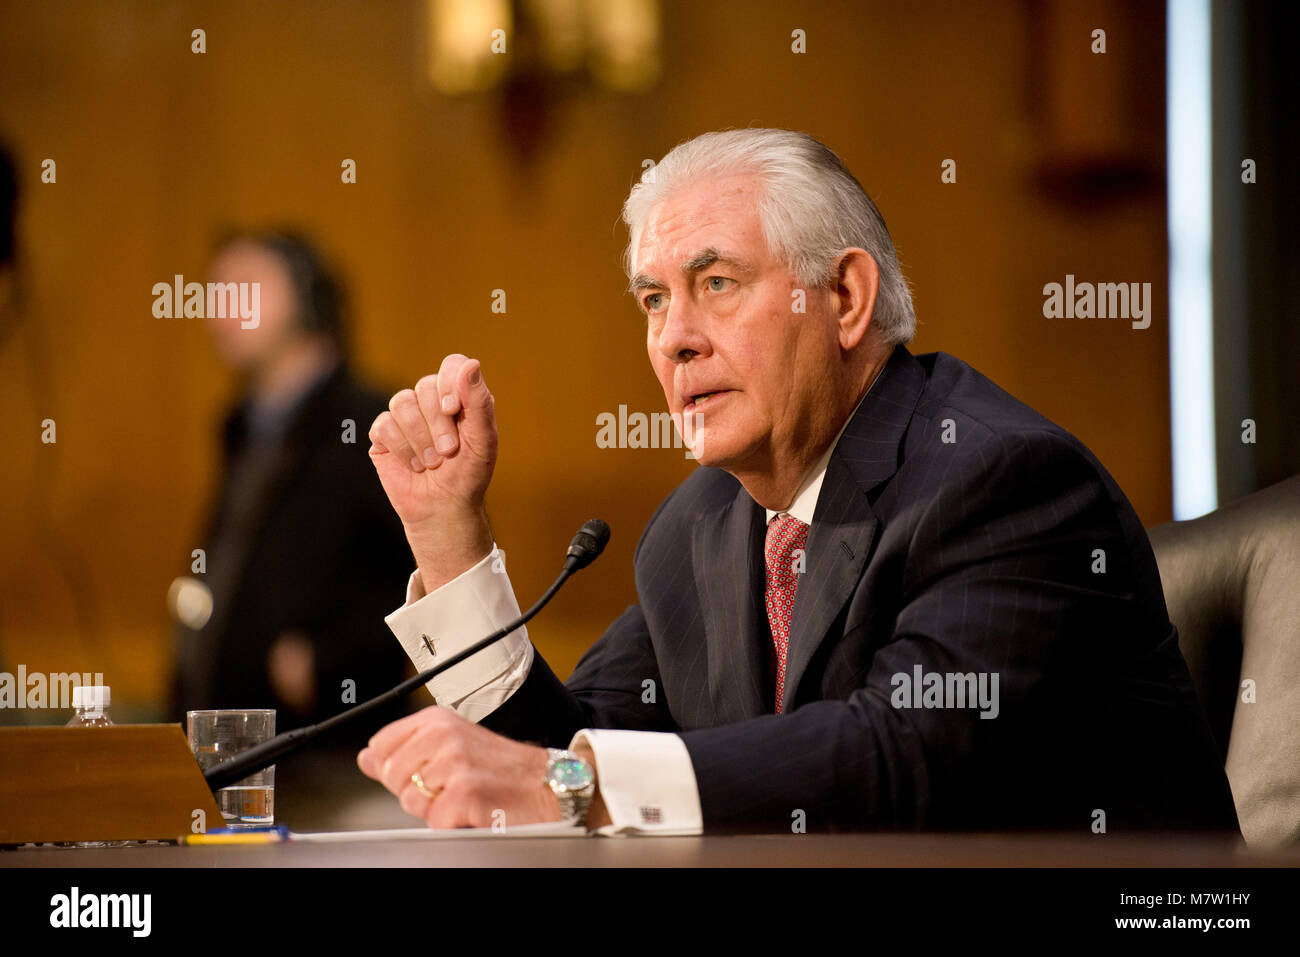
xmin=564 ymin=518 xmax=610 ymax=571
xmin=203 ymin=519 xmax=611 ymax=792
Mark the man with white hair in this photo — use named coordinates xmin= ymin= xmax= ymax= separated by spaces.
xmin=357 ymin=129 xmax=1239 ymax=835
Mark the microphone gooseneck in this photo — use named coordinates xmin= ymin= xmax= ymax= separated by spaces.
xmin=203 ymin=519 xmax=611 ymax=792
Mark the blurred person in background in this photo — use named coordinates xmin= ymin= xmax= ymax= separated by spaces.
xmin=0 ymin=139 xmax=14 ymax=296
xmin=170 ymin=230 xmax=413 ymax=826
xmin=0 ymin=136 xmax=19 ymax=347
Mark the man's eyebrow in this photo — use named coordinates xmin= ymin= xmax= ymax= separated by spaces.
xmin=627 ymin=248 xmax=753 ymax=295
xmin=628 ymin=273 xmax=663 ymax=294
xmin=680 ymin=247 xmax=751 ymax=275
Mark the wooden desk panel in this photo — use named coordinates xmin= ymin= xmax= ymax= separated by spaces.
xmin=2 ymin=832 xmax=1294 ymax=868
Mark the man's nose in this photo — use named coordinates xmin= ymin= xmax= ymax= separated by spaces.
xmin=655 ymin=296 xmax=710 ymax=363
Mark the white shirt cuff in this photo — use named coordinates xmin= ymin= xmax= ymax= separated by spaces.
xmin=384 ymin=545 xmax=533 ymax=724
xmin=570 ymin=729 xmax=703 ymax=836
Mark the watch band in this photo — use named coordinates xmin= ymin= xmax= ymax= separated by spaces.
xmin=546 ymin=748 xmax=595 ymax=826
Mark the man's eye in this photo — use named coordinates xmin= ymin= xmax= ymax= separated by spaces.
xmin=706 ymin=276 xmax=730 ymax=292
xmin=643 ymin=293 xmax=664 ymax=312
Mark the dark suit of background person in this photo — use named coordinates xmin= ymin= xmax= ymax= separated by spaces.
xmin=169 ymin=232 xmax=412 ymax=824
xmin=0 ymin=137 xmax=14 ymax=283
xmin=479 ymin=344 xmax=1241 ymax=834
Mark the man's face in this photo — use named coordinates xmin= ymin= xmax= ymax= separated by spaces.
xmin=633 ymin=172 xmax=845 ymax=474
xmin=205 ymin=241 xmax=300 ymax=372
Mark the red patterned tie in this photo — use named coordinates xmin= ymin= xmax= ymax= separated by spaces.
xmin=764 ymin=513 xmax=809 ymax=714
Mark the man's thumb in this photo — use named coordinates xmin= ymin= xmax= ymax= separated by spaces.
xmin=455 ymin=359 xmax=496 ymax=450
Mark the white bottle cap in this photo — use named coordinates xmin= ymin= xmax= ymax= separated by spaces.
xmin=72 ymin=685 xmax=110 ymax=711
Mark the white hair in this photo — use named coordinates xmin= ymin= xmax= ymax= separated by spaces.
xmin=622 ymin=128 xmax=916 ymax=345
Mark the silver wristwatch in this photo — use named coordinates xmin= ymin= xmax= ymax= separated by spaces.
xmin=544 ymin=748 xmax=596 ymax=826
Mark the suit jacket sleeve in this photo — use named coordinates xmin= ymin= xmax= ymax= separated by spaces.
xmin=478 ymin=496 xmax=683 ymax=746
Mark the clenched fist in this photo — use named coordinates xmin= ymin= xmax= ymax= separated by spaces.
xmin=368 ymin=354 xmax=497 ymax=591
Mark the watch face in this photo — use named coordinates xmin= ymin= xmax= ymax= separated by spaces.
xmin=550 ymin=758 xmax=594 ymax=792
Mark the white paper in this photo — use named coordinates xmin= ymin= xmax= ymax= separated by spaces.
xmin=287 ymin=821 xmax=587 ymax=842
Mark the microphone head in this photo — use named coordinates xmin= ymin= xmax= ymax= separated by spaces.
xmin=565 ymin=519 xmax=611 ymax=571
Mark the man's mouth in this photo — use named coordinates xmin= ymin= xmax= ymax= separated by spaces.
xmin=684 ymin=390 xmax=730 ymax=413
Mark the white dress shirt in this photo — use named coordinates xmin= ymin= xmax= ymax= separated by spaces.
xmin=384 ymin=384 xmax=875 ymax=835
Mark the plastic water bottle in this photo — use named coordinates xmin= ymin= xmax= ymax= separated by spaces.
xmin=66 ymin=685 xmax=113 ymax=727
xmin=64 ymin=686 xmax=119 ymax=846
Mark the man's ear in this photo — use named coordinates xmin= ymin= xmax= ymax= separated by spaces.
xmin=832 ymin=248 xmax=879 ymax=352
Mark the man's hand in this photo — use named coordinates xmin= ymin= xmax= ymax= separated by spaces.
xmin=368 ymin=354 xmax=497 ymax=591
xmin=357 ymin=705 xmax=561 ymax=829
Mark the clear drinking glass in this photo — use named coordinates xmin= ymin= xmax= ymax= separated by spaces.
xmin=186 ymin=709 xmax=276 ymax=829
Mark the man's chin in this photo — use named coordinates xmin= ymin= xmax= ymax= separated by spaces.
xmin=686 ymin=433 xmax=745 ymax=471
xmin=691 ymin=448 xmax=725 ymax=468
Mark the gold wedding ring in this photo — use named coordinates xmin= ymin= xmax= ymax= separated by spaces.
xmin=410 ymin=770 xmax=440 ymax=800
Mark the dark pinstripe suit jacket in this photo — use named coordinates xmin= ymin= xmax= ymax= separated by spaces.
xmin=482 ymin=345 xmax=1241 ymax=834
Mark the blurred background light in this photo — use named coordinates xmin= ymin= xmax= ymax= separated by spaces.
xmin=1167 ymin=0 xmax=1217 ymax=519
xmin=427 ymin=0 xmax=659 ymax=95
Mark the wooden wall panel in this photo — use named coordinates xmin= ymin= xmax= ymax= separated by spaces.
xmin=0 ymin=0 xmax=1171 ymax=716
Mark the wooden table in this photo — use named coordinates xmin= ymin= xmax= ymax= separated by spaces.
xmin=3 ymin=831 xmax=1295 ymax=868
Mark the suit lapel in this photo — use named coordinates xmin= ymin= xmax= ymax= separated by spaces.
xmin=694 ymin=486 xmax=771 ymax=724
xmin=781 ymin=345 xmax=927 ymax=710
